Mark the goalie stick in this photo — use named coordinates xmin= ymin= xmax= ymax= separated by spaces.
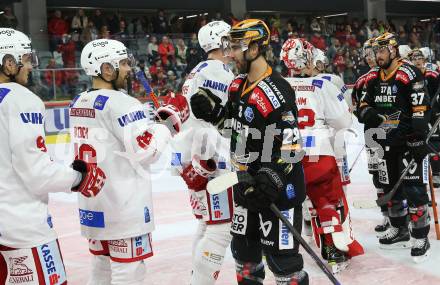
xmin=207 ymin=172 xmax=342 ymax=285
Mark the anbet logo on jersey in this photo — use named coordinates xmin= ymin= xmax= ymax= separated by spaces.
xmin=374 ymin=85 xmax=396 ymax=107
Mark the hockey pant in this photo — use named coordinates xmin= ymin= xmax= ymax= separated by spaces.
xmin=0 ymin=239 xmax=67 ymax=285
xmin=230 ymin=200 xmax=308 ymax=285
xmin=303 ymin=155 xmax=364 ymax=258
xmin=87 ymin=233 xmax=153 ymax=285
xmin=190 ymin=220 xmax=232 ymax=285
xmin=377 ymin=149 xmax=431 ymax=239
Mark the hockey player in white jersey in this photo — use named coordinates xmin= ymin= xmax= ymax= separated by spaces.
xmin=70 ymin=39 xmax=188 ymax=285
xmin=311 ymin=48 xmax=351 ymax=190
xmin=0 ymin=28 xmax=106 ymax=285
xmin=171 ymin=21 xmax=235 ymax=285
xmin=280 ymin=38 xmax=364 ymax=273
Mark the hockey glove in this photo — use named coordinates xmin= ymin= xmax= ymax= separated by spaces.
xmin=190 ymin=88 xmax=225 ymax=126
xmin=156 ymin=92 xmax=190 ymax=134
xmin=358 ymin=106 xmax=385 ymax=128
xmin=407 ymin=138 xmax=431 ymax=162
xmin=244 ymin=161 xmax=290 ymax=211
xmin=71 ymin=160 xmax=106 ymax=197
xmin=181 ymin=156 xmax=217 ymax=191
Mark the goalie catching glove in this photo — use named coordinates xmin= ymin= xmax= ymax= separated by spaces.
xmin=71 ymin=160 xmax=106 ymax=197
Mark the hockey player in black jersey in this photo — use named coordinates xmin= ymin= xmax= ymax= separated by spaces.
xmin=409 ymin=48 xmax=440 ymax=187
xmin=358 ymin=33 xmax=432 ymax=263
xmin=190 ymin=19 xmax=308 ymax=285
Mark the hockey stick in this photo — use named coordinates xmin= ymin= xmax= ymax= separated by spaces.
xmin=349 ymin=146 xmax=365 ymax=174
xmin=136 ymin=70 xmax=160 ymax=109
xmin=207 ymin=172 xmax=341 ymax=285
xmin=376 ymin=116 xmax=440 ymax=207
xmin=428 ymin=166 xmax=440 ymax=240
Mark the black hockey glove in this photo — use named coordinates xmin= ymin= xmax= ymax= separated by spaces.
xmin=243 ymin=161 xmax=291 ymax=211
xmin=358 ymin=106 xmax=385 ymax=128
xmin=190 ymin=88 xmax=225 ymax=126
xmin=407 ymin=137 xmax=431 ymax=162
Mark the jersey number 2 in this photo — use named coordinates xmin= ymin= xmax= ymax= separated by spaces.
xmin=297 ymin=108 xmax=316 ymax=129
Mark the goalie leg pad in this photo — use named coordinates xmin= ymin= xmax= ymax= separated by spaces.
xmin=190 ymin=223 xmax=231 ymax=285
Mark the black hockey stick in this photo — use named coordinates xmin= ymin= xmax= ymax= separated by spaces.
xmin=376 ymin=116 xmax=440 ymax=206
xmin=207 ymin=172 xmax=342 ymax=285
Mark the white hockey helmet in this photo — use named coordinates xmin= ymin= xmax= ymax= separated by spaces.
xmin=198 ymin=21 xmax=231 ymax=53
xmin=0 ymin=28 xmax=38 ymax=68
xmin=420 ymin=47 xmax=435 ymax=61
xmin=280 ymin=38 xmax=314 ymax=72
xmin=312 ymin=48 xmax=329 ymax=69
xmin=398 ymin=45 xmax=412 ymax=59
xmin=81 ymin=39 xmax=133 ymax=76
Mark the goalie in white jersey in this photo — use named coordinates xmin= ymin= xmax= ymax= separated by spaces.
xmin=281 ymin=38 xmax=364 ymax=273
xmin=171 ymin=21 xmax=235 ymax=285
xmin=70 ymin=39 xmax=187 ymax=285
xmin=0 ymin=28 xmax=106 ymax=285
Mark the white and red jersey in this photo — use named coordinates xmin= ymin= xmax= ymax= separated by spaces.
xmin=284 ymin=77 xmax=352 ymax=157
xmin=172 ymin=59 xmax=235 ymax=224
xmin=69 ymin=89 xmax=171 ymax=240
xmin=318 ymin=73 xmax=352 ymax=110
xmin=174 ymin=59 xmax=234 ymax=166
xmin=0 ymin=82 xmax=79 ymax=248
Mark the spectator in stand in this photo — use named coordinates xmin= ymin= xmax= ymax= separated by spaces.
xmin=281 ymin=22 xmax=295 ymax=42
xmin=71 ymin=9 xmax=88 ymax=34
xmin=57 ymin=34 xmax=76 ymax=67
xmin=0 ymin=6 xmax=18 ymax=29
xmin=81 ymin=21 xmax=99 ymax=44
xmin=99 ymin=25 xmax=110 ymax=39
xmin=326 ymin=38 xmax=341 ymax=62
xmin=310 ymin=32 xmax=327 ymax=50
xmin=346 ymin=33 xmax=358 ymax=48
xmin=147 ymin=36 xmax=159 ymax=63
xmin=107 ymin=14 xmax=119 ymax=34
xmin=269 ymin=23 xmax=281 ymax=61
xmin=158 ymin=35 xmax=175 ymax=67
xmin=409 ymin=27 xmax=422 ymax=48
xmin=64 ymin=61 xmax=80 ymax=99
xmin=48 ymin=10 xmax=69 ymax=52
xmin=44 ymin=58 xmax=64 ymax=99
xmin=185 ymin=33 xmax=205 ymax=74
xmin=153 ymin=9 xmax=169 ymax=34
xmin=90 ymin=9 xmax=105 ymax=32
xmin=149 ymin=57 xmax=164 ymax=81
xmin=152 ymin=69 xmax=167 ymax=95
xmin=175 ymin=38 xmax=187 ymax=72
xmin=133 ymin=18 xmax=145 ymax=36
xmin=397 ymin=26 xmax=408 ymax=45
xmin=135 ymin=59 xmax=152 ymax=81
xmin=165 ymin=70 xmax=179 ymax=93
xmin=212 ymin=11 xmax=223 ymax=22
xmin=310 ymin=18 xmax=321 ymax=33
xmin=114 ymin=20 xmax=129 ymax=47
xmin=265 ymin=45 xmax=276 ymax=66
xmin=226 ymin=13 xmax=239 ymax=26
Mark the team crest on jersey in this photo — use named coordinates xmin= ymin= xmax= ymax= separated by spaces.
xmin=281 ymin=111 xmax=296 ymax=125
xmin=379 ymin=111 xmax=401 ymax=133
xmin=0 ymin=87 xmax=11 ymax=104
xmin=93 ymin=95 xmax=109 ymax=110
xmin=244 ymin=107 xmax=254 ymax=123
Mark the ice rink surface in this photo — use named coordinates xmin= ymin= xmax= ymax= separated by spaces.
xmin=47 ymin=119 xmax=440 ymax=284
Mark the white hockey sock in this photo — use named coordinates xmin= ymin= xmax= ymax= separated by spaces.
xmin=192 ymin=220 xmax=207 ymax=263
xmin=87 ymin=255 xmax=111 ymax=285
xmin=111 ymin=259 xmax=146 ymax=285
xmin=190 ymin=222 xmax=232 ymax=285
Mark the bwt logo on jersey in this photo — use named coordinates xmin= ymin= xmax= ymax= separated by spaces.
xmin=202 ymin=79 xmax=228 ymax=93
xmin=117 ymin=110 xmax=147 ymax=127
xmin=92 ymin=40 xmax=108 ymax=48
xmin=20 ymin=112 xmax=43 ymax=125
xmin=40 ymin=244 xmax=61 ymax=285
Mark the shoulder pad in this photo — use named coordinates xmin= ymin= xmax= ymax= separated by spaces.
xmin=365 ymin=70 xmax=379 ymax=84
xmin=355 ymin=74 xmax=367 ymax=89
xmin=312 ymin=79 xmax=323 ymax=89
xmin=229 ymin=76 xmax=246 ymax=93
xmin=396 ymin=64 xmax=418 ymax=83
xmin=0 ymin=87 xmax=11 ymax=104
xmin=321 ymin=75 xmax=332 ymax=82
xmin=93 ymin=95 xmax=110 ymax=110
xmin=425 ymin=70 xmax=439 ymax=79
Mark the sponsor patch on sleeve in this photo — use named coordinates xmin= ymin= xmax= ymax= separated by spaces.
xmin=312 ymin=79 xmax=323 ymax=89
xmin=0 ymin=87 xmax=11 ymax=104
xmin=93 ymin=95 xmax=109 ymax=110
